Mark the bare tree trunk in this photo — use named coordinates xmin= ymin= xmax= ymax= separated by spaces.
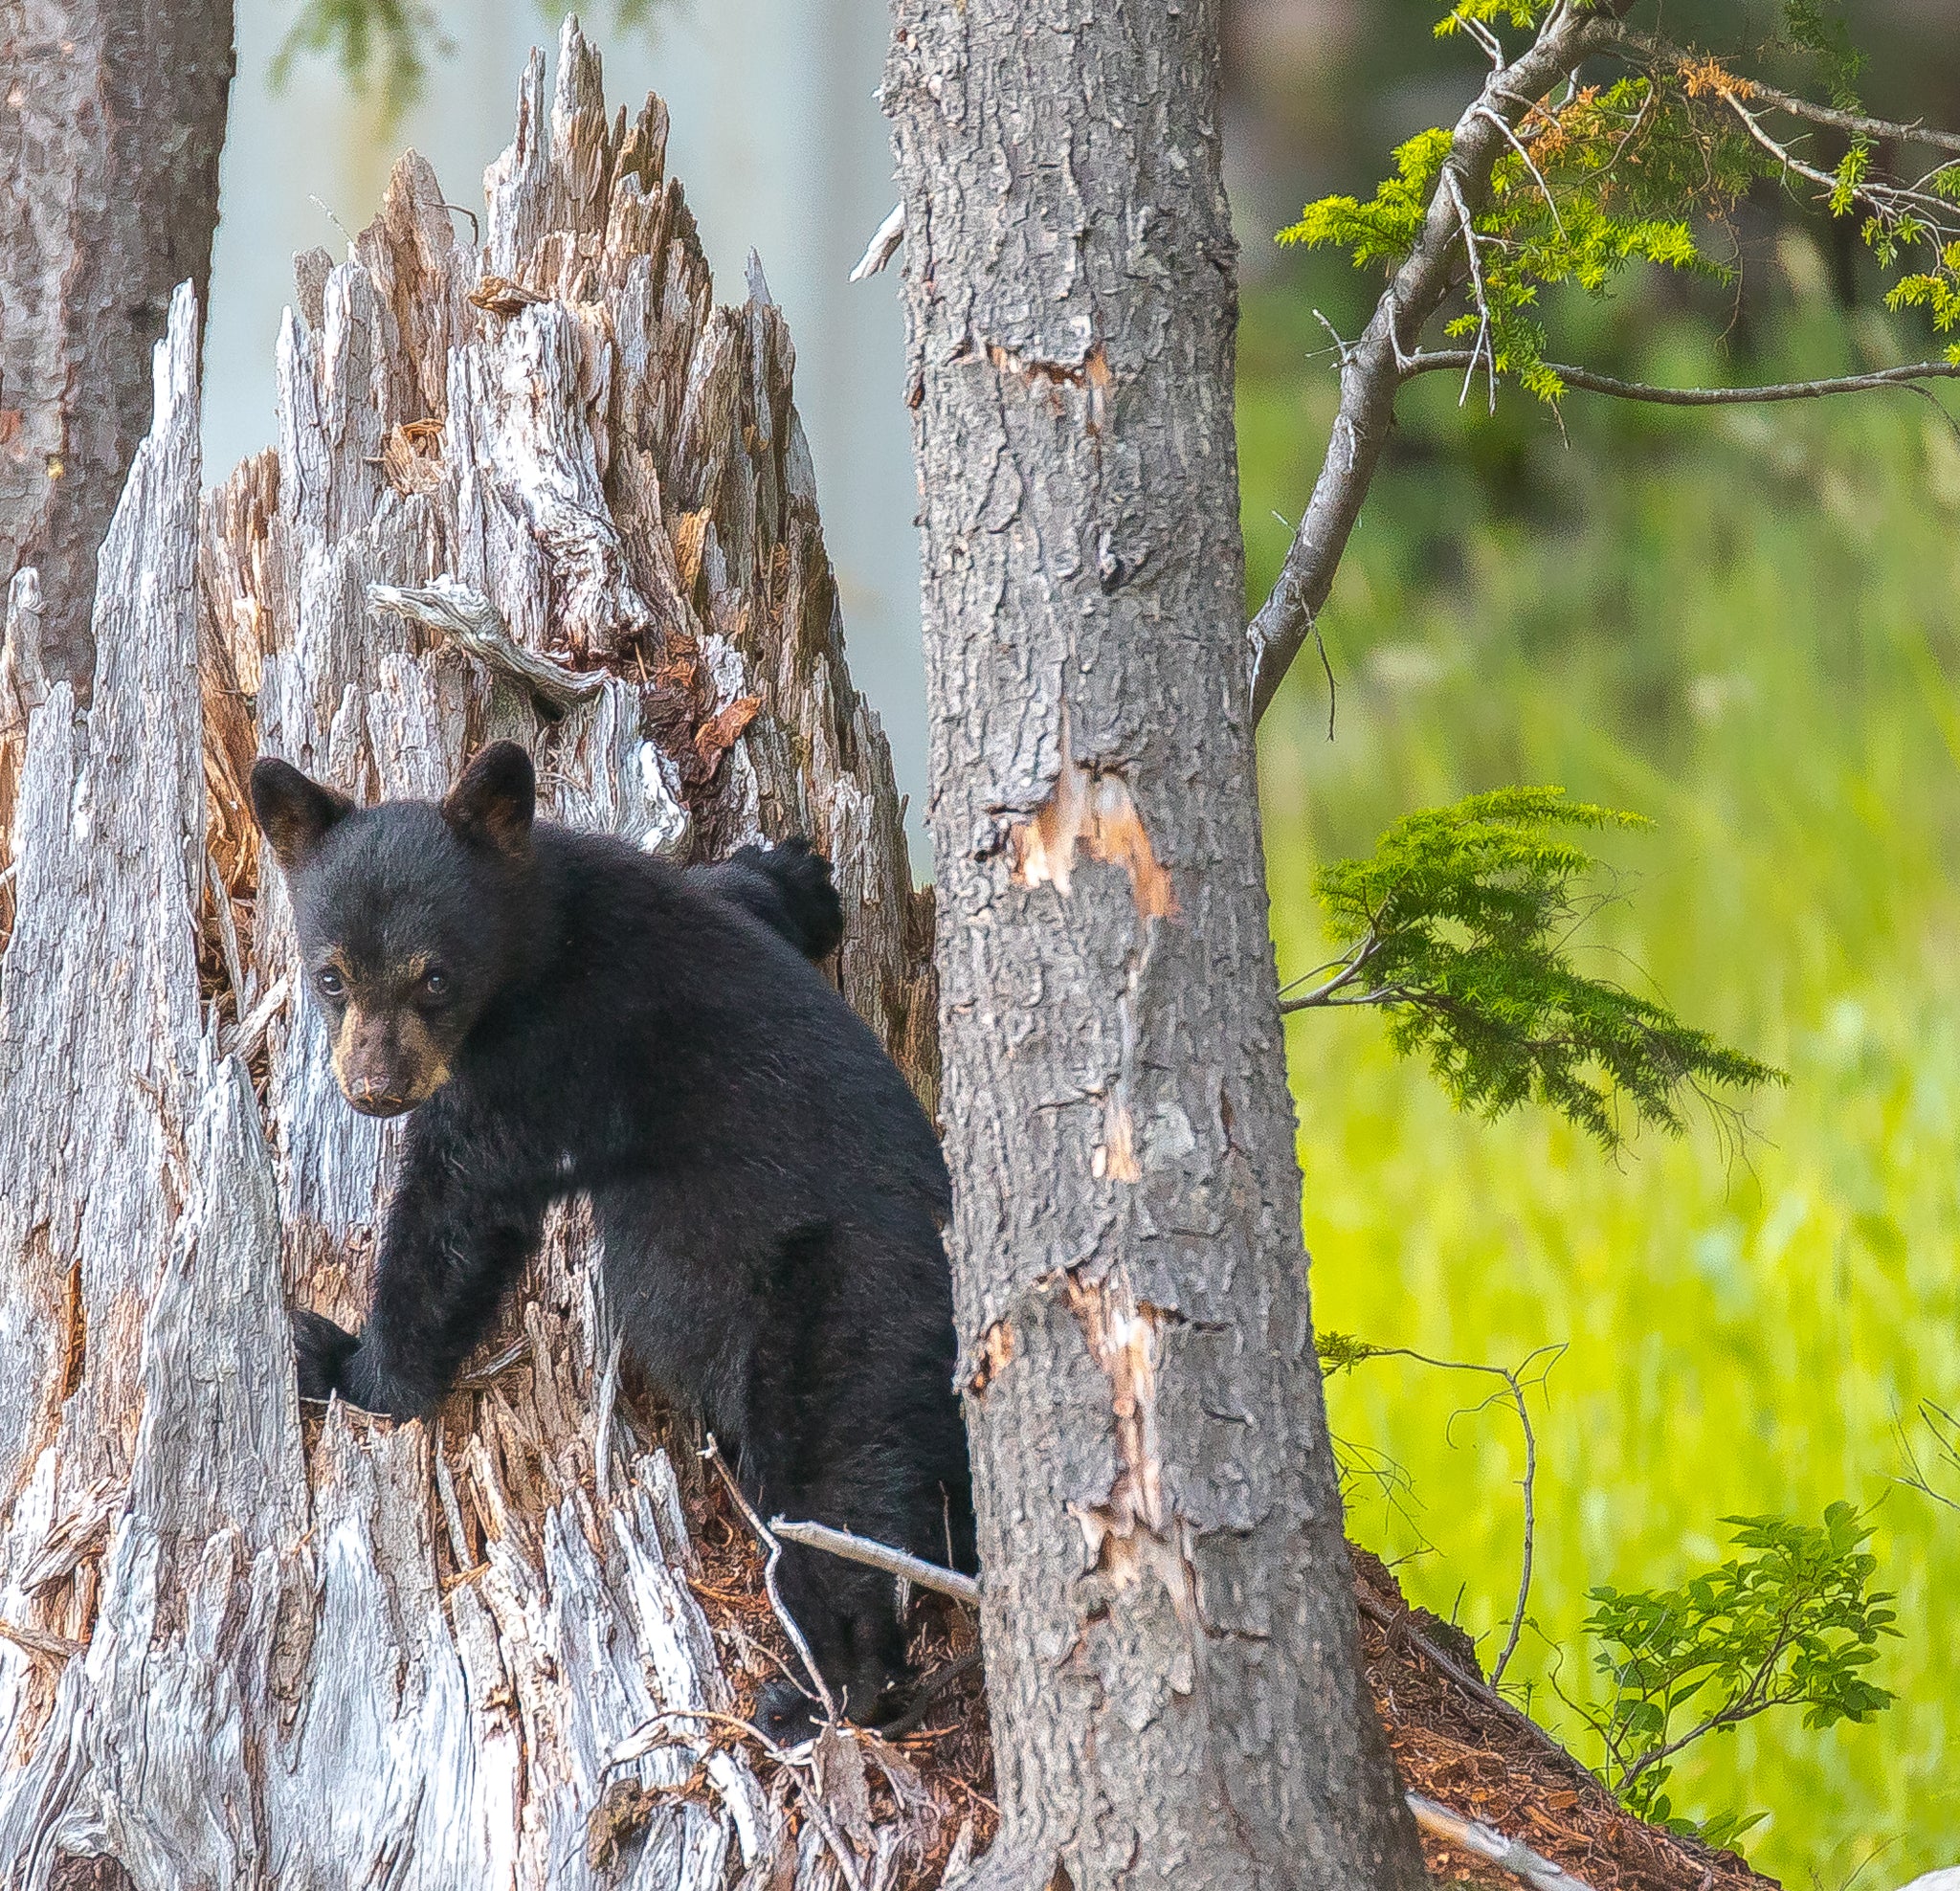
xmin=0 ymin=26 xmax=942 ymax=1887
xmin=0 ymin=0 xmax=234 ymax=697
xmin=883 ymin=4 xmax=1428 ymax=1887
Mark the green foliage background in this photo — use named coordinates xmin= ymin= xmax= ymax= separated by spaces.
xmin=1249 ymin=263 xmax=1960 ymax=1880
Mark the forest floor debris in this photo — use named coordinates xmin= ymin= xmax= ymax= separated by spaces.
xmin=675 ymin=1433 xmax=1774 ymax=1891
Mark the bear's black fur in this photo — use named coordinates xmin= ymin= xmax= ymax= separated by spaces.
xmin=250 ymin=742 xmax=971 ymax=1738
xmin=692 ymin=836 xmax=846 ymax=964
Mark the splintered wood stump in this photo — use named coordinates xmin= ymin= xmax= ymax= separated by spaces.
xmin=0 ymin=24 xmax=941 ymax=1888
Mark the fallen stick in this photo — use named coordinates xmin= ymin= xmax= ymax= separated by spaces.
xmin=768 ymin=1516 xmax=980 ymax=1606
xmin=1407 ymin=1793 xmax=1597 ymax=1891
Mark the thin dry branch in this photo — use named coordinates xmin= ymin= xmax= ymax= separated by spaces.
xmin=1715 ymin=87 xmax=1958 ymax=229
xmin=1604 ymin=25 xmax=1960 ymax=158
xmin=703 ymin=1438 xmax=837 ymax=1725
xmin=1896 ymin=1399 xmax=1960 ymax=1514
xmin=1351 ymin=1345 xmax=1560 ymax=1688
xmin=1404 ymin=351 xmax=1960 ymax=405
xmin=611 ymin=1705 xmax=867 ymax=1891
xmin=769 ymin=1517 xmax=981 ymax=1606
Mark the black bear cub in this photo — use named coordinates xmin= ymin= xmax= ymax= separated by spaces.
xmin=250 ymin=741 xmax=973 ymax=1737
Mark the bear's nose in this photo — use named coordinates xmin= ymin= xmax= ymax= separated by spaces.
xmin=346 ymin=1079 xmax=411 ymax=1117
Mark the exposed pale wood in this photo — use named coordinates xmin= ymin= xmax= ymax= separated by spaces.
xmin=0 ymin=24 xmax=938 ymax=1886
xmin=0 ymin=568 xmax=48 ymax=943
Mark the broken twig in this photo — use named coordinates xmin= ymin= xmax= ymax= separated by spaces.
xmin=768 ymin=1516 xmax=980 ymax=1607
xmin=368 ymin=578 xmax=604 ymax=718
xmin=703 ymin=1438 xmax=836 ymax=1725
xmin=848 ymin=203 xmax=906 ymax=283
xmin=1407 ymin=1792 xmax=1597 ymax=1891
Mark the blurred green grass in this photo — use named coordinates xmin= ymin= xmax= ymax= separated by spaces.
xmin=1246 ymin=264 xmax=1960 ymax=1883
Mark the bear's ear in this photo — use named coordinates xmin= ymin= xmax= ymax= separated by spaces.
xmin=250 ymin=758 xmax=354 ymax=873
xmin=443 ymin=742 xmax=535 ymax=857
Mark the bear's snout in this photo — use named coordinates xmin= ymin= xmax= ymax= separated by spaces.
xmin=331 ymin=1004 xmax=448 ymax=1116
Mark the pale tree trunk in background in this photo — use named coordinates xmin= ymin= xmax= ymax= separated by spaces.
xmin=884 ymin=3 xmax=1429 ymax=1887
xmin=0 ymin=27 xmax=943 ymax=1887
xmin=0 ymin=0 xmax=234 ymax=694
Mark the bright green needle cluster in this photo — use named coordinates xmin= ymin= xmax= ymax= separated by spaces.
xmin=1308 ymin=788 xmax=1783 ymax=1152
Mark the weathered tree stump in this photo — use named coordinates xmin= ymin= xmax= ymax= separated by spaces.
xmin=0 ymin=24 xmax=941 ymax=1888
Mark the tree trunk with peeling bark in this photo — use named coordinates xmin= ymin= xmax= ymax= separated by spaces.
xmin=883 ymin=4 xmax=1429 ymax=1888
xmin=0 ymin=27 xmax=947 ymax=1888
xmin=0 ymin=0 xmax=235 ymax=697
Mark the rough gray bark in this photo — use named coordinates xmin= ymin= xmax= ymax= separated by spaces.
xmin=0 ymin=0 xmax=235 ymax=696
xmin=883 ymin=4 xmax=1428 ymax=1888
xmin=0 ymin=26 xmax=941 ymax=1887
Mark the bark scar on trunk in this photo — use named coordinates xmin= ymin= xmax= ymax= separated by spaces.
xmin=1090 ymin=1102 xmax=1140 ymax=1184
xmin=1062 ymin=1272 xmax=1176 ymax=1590
xmin=1005 ymin=705 xmax=1175 ymax=920
xmin=966 ymin=1317 xmax=1016 ymax=1397
xmin=983 ymin=342 xmax=1110 ymax=430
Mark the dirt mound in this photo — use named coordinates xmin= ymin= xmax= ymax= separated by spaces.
xmin=1353 ymin=1546 xmax=1776 ymax=1890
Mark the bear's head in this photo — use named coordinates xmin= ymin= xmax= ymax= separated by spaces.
xmin=249 ymin=742 xmax=538 ymax=1117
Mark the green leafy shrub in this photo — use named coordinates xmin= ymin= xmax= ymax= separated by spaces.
xmin=1584 ymin=1504 xmax=1899 ymax=1839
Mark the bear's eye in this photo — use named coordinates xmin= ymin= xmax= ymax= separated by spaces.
xmin=316 ymin=968 xmax=346 ymax=1001
xmin=421 ymin=968 xmax=450 ymax=1001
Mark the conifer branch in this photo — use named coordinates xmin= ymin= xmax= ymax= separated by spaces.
xmin=1290 ymin=788 xmax=1783 ymax=1154
xmin=1248 ymin=4 xmax=1960 ymax=724
xmin=1601 ymin=26 xmax=1960 ymax=158
xmin=1245 ymin=1 xmax=1631 ymax=724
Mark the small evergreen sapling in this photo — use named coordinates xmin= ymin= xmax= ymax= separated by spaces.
xmin=1287 ymin=787 xmax=1782 ymax=1153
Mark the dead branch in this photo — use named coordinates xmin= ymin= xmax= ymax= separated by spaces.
xmin=1407 ymin=1792 xmax=1598 ymax=1891
xmin=1897 ymin=1399 xmax=1960 ymax=1513
xmin=368 ymin=577 xmax=605 ymax=718
xmin=1357 ymin=1345 xmax=1559 ymax=1687
xmin=703 ymin=1438 xmax=838 ymax=1725
xmin=768 ymin=1516 xmax=981 ymax=1607
xmin=1602 ymin=24 xmax=1960 ymax=158
xmin=610 ymin=1705 xmax=866 ymax=1891
xmin=1403 ymin=352 xmax=1960 ymax=406
xmin=849 ymin=203 xmax=907 ymax=283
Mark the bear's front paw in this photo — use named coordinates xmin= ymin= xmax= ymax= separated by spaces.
xmin=291 ymin=1308 xmax=361 ymax=1403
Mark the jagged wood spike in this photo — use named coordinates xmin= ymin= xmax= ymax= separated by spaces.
xmin=0 ymin=21 xmax=938 ymax=1887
